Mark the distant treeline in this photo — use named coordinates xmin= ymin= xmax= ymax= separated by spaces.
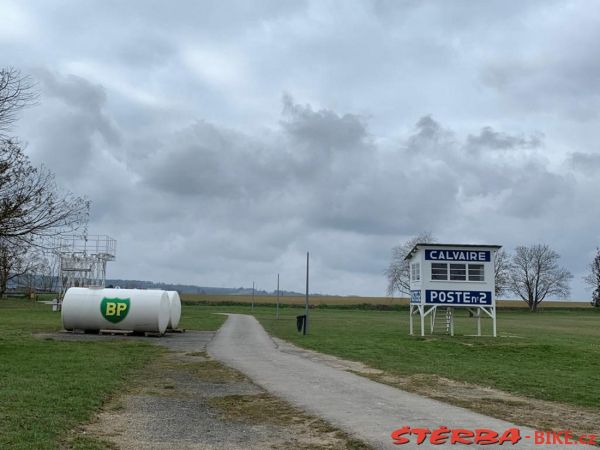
xmin=105 ymin=279 xmax=304 ymax=296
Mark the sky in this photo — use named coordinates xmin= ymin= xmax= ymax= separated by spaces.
xmin=2 ymin=0 xmax=600 ymax=298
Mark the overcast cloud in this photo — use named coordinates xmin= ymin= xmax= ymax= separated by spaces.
xmin=3 ymin=0 xmax=600 ymax=298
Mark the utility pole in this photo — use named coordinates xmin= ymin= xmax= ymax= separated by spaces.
xmin=251 ymin=281 xmax=255 ymax=312
xmin=305 ymin=252 xmax=309 ymax=334
xmin=276 ymin=273 xmax=280 ymax=319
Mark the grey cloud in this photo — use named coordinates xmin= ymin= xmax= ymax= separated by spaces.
xmin=113 ymin=36 xmax=176 ymax=68
xmin=479 ymin=5 xmax=600 ymax=120
xmin=281 ymin=94 xmax=370 ymax=151
xmin=569 ymin=152 xmax=600 ymax=176
xmin=138 ymin=96 xmax=374 ymax=203
xmin=142 ymin=121 xmax=250 ymax=197
xmin=35 ymin=70 xmax=119 ymax=145
xmin=466 ymin=127 xmax=542 ymax=152
xmin=399 ymin=117 xmax=568 ymax=218
xmin=136 ymin=107 xmax=570 ymax=242
xmin=18 ymin=70 xmax=120 ymax=177
xmin=500 ymin=166 xmax=573 ymax=218
xmin=405 ymin=116 xmax=455 ymax=155
xmin=38 ymin=71 xmax=103 ymax=110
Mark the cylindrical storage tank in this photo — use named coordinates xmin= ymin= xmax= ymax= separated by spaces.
xmin=166 ymin=291 xmax=181 ymax=329
xmin=62 ymin=287 xmax=170 ymax=334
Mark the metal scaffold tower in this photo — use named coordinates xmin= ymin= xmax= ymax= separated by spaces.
xmin=51 ymin=234 xmax=117 ymax=301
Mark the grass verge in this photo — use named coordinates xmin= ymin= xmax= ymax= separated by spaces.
xmin=254 ymin=307 xmax=600 ymax=408
xmin=0 ymin=300 xmax=160 ymax=450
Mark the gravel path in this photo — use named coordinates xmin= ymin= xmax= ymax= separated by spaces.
xmin=208 ymin=314 xmax=573 ymax=450
xmin=43 ymin=329 xmax=366 ymax=449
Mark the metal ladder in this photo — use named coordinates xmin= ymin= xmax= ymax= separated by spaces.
xmin=431 ymin=307 xmax=454 ymax=335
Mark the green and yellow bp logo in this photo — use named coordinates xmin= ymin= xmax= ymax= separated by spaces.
xmin=100 ymin=297 xmax=130 ymax=323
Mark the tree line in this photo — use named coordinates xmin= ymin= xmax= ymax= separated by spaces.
xmin=0 ymin=67 xmax=85 ymax=297
xmin=386 ymin=232 xmax=600 ymax=311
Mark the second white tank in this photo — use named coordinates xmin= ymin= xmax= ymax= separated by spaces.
xmin=166 ymin=291 xmax=181 ymax=329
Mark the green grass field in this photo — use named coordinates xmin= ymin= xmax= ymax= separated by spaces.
xmin=2 ymin=298 xmax=598 ymax=449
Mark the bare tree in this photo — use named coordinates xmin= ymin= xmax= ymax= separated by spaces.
xmin=0 ymin=140 xmax=85 ymax=244
xmin=1 ymin=69 xmax=83 ymax=241
xmin=0 ymin=68 xmax=36 ymax=140
xmin=386 ymin=232 xmax=436 ymax=296
xmin=584 ymin=248 xmax=600 ymax=307
xmin=12 ymin=247 xmax=55 ymax=295
xmin=494 ymin=248 xmax=511 ymax=296
xmin=36 ymin=255 xmax=59 ymax=292
xmin=0 ymin=67 xmax=81 ymax=298
xmin=508 ymin=244 xmax=572 ymax=311
xmin=0 ymin=239 xmax=36 ymax=297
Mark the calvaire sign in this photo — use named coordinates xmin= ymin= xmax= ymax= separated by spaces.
xmin=425 ymin=249 xmax=490 ymax=262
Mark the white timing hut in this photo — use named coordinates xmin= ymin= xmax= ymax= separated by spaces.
xmin=405 ymin=243 xmax=501 ymax=337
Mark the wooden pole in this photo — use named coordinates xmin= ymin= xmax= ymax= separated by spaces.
xmin=276 ymin=273 xmax=280 ymax=319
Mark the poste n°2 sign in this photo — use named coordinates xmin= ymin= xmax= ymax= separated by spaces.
xmin=425 ymin=290 xmax=492 ymax=305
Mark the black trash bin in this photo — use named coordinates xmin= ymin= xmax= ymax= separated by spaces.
xmin=296 ymin=314 xmax=307 ymax=335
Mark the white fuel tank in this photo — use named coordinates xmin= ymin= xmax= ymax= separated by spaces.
xmin=166 ymin=291 xmax=181 ymax=329
xmin=62 ymin=287 xmax=170 ymax=334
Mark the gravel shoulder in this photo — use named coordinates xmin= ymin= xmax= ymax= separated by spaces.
xmin=47 ymin=331 xmax=369 ymax=449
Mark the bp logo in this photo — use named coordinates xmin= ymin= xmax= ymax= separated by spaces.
xmin=100 ymin=297 xmax=130 ymax=323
